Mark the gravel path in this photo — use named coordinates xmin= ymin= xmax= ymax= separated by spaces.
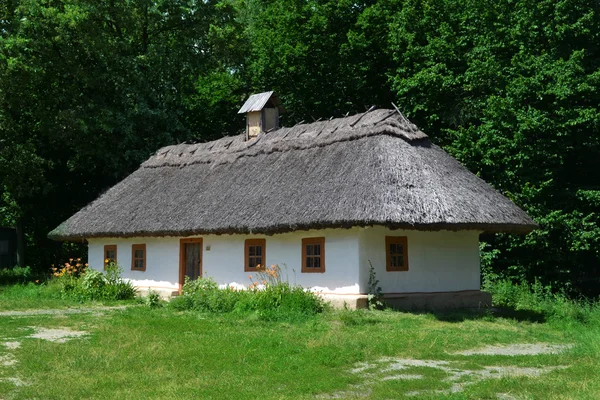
xmin=453 ymin=343 xmax=573 ymax=356
xmin=0 ymin=305 xmax=128 ymax=317
xmin=321 ymin=342 xmax=572 ymax=398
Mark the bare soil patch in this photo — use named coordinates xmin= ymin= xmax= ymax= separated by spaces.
xmin=321 ymin=342 xmax=570 ymax=398
xmin=453 ymin=343 xmax=572 ymax=356
xmin=1 ymin=342 xmax=20 ymax=350
xmin=25 ymin=327 xmax=89 ymax=343
xmin=0 ymin=305 xmax=127 ymax=317
xmin=0 ymin=354 xmax=17 ymax=367
xmin=0 ymin=377 xmax=27 ymax=387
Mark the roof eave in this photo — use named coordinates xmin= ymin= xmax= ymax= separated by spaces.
xmin=48 ymin=221 xmax=537 ymax=241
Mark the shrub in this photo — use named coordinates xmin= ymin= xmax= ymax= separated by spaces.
xmin=101 ymin=262 xmax=136 ymax=300
xmin=178 ymin=276 xmax=247 ymax=313
xmin=171 ymin=265 xmax=326 ymax=320
xmin=51 ymin=259 xmax=136 ymax=301
xmin=145 ymin=289 xmax=162 ymax=308
xmin=484 ymin=278 xmax=600 ymax=325
xmin=0 ymin=266 xmax=34 ymax=285
xmin=366 ymin=260 xmax=385 ymax=310
xmin=81 ymin=270 xmax=106 ymax=299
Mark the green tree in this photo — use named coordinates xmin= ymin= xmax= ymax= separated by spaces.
xmin=388 ymin=0 xmax=600 ymax=295
xmin=0 ymin=0 xmax=244 ymax=268
xmin=237 ymin=0 xmax=396 ymax=122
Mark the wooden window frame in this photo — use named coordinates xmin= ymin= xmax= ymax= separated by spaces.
xmin=179 ymin=238 xmax=203 ymax=291
xmin=103 ymin=245 xmax=117 ymax=270
xmin=245 ymin=239 xmax=266 ymax=272
xmin=131 ymin=244 xmax=146 ymax=272
xmin=385 ymin=236 xmax=409 ymax=272
xmin=301 ymin=237 xmax=325 ymax=273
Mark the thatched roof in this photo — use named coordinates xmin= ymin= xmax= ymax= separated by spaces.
xmin=49 ymin=109 xmax=536 ymax=240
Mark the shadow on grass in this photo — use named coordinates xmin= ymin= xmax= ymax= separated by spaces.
xmin=390 ymin=307 xmax=547 ymax=324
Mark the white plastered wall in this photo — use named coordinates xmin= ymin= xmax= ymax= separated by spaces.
xmin=87 ymin=227 xmax=481 ymax=295
xmin=88 ymin=237 xmax=181 ymax=291
xmin=87 ymin=228 xmax=361 ymax=294
xmin=358 ymin=226 xmax=482 ymax=293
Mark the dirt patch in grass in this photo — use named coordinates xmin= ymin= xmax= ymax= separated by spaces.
xmin=25 ymin=327 xmax=88 ymax=343
xmin=0 ymin=377 xmax=27 ymax=387
xmin=453 ymin=343 xmax=573 ymax=356
xmin=0 ymin=306 xmax=127 ymax=317
xmin=0 ymin=353 xmax=17 ymax=367
xmin=323 ymin=344 xmax=570 ymax=398
xmin=2 ymin=341 xmax=20 ymax=350
xmin=0 ymin=326 xmax=89 ymax=395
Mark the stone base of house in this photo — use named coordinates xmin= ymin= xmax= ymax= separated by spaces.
xmin=319 ymin=291 xmax=491 ymax=310
xmin=136 ymin=288 xmax=491 ymax=311
xmin=382 ymin=290 xmax=492 ymax=311
xmin=136 ymin=287 xmax=179 ymax=300
xmin=320 ymin=294 xmax=369 ymax=310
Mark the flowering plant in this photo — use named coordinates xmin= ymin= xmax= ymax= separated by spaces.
xmin=51 ymin=258 xmax=88 ymax=278
xmin=248 ymin=264 xmax=284 ymax=289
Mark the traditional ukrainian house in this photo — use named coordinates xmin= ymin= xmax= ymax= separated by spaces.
xmin=49 ymin=92 xmax=536 ymax=309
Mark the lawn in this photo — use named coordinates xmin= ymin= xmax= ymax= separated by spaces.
xmin=1 ymin=305 xmax=599 ymax=399
xmin=0 ymin=282 xmax=135 ymax=311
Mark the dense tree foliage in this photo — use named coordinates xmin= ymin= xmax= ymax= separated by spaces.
xmin=1 ymin=0 xmax=598 ymax=296
xmin=0 ymin=0 xmax=246 ymax=265
xmin=387 ymin=0 xmax=600 ymax=296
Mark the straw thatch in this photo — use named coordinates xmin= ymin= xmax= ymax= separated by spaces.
xmin=49 ymin=109 xmax=536 ymax=240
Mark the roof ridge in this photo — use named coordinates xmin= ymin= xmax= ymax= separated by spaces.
xmin=142 ymin=109 xmax=428 ymax=169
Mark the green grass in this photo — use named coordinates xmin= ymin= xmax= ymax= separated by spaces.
xmin=0 ymin=306 xmax=599 ymax=399
xmin=0 ymin=282 xmax=136 ymax=311
xmin=1 ymin=278 xmax=599 ymax=399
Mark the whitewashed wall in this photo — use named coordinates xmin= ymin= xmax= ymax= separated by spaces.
xmin=358 ymin=227 xmax=481 ymax=293
xmin=88 ymin=228 xmax=361 ymax=294
xmin=88 ymin=237 xmax=181 ymax=291
xmin=87 ymin=227 xmax=481 ymax=295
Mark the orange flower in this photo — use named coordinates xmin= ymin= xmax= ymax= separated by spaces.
xmin=35 ymin=280 xmax=39 ymax=283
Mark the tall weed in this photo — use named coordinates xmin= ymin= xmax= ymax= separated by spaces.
xmin=170 ymin=265 xmax=326 ymax=321
xmin=52 ymin=260 xmax=136 ymax=301
xmin=485 ymin=278 xmax=600 ymax=325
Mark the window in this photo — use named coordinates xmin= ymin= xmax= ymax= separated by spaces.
xmin=385 ymin=236 xmax=408 ymax=271
xmin=131 ymin=244 xmax=146 ymax=271
xmin=104 ymin=245 xmax=117 ymax=269
xmin=245 ymin=239 xmax=266 ymax=271
xmin=302 ymin=237 xmax=325 ymax=273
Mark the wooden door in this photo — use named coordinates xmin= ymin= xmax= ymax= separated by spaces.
xmin=179 ymin=238 xmax=203 ymax=290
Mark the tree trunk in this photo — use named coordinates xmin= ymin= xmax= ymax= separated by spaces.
xmin=16 ymin=217 xmax=24 ymax=268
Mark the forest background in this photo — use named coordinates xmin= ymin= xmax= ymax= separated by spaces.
xmin=0 ymin=0 xmax=598 ymax=297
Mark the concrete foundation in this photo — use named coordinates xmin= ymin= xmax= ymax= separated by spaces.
xmin=320 ymin=294 xmax=369 ymax=310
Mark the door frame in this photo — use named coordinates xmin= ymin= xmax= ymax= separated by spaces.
xmin=179 ymin=238 xmax=203 ymax=292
